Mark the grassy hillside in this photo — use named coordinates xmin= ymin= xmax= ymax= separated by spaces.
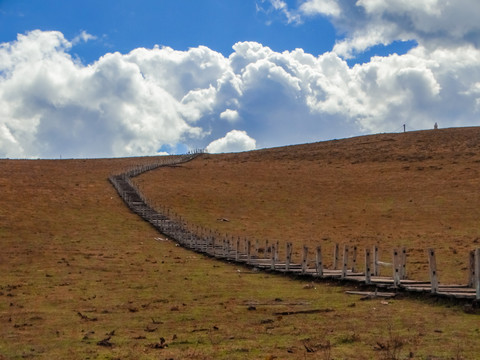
xmin=1 ymin=129 xmax=480 ymax=359
xmin=136 ymin=127 xmax=480 ymax=283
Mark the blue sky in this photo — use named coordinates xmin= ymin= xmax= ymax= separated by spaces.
xmin=0 ymin=0 xmax=339 ymax=63
xmin=1 ymin=0 xmax=480 ymax=157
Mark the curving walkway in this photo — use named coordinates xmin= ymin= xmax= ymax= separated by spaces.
xmin=109 ymin=155 xmax=480 ymax=302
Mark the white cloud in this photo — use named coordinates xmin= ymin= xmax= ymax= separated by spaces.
xmin=220 ymin=109 xmax=240 ymax=123
xmin=206 ymin=130 xmax=256 ymax=153
xmin=1 ymin=30 xmax=480 ymax=158
xmin=291 ymin=0 xmax=480 ymax=58
xmin=72 ymin=30 xmax=97 ymax=45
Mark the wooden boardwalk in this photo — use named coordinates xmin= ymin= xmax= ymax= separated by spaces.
xmin=109 ymin=156 xmax=480 ymax=302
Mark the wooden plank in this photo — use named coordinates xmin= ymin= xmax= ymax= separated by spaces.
xmin=345 ymin=291 xmax=396 ymax=298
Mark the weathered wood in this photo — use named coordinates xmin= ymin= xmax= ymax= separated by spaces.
xmin=247 ymin=239 xmax=251 ymax=264
xmin=393 ymin=248 xmax=400 ymax=288
xmin=469 ymin=250 xmax=475 ymax=288
xmin=475 ymin=248 xmax=480 ymax=300
xmin=270 ymin=242 xmax=276 ymax=270
xmin=274 ymin=241 xmax=279 ymax=264
xmin=235 ymin=238 xmax=240 ymax=261
xmin=341 ymin=245 xmax=349 ymax=278
xmin=373 ymin=245 xmax=379 ymax=276
xmin=333 ymin=243 xmax=339 ymax=270
xmin=351 ymin=246 xmax=357 ymax=272
xmin=428 ymin=248 xmax=438 ymax=294
xmin=285 ymin=242 xmax=292 ymax=272
xmin=400 ymin=247 xmax=407 ymax=280
xmin=345 ymin=290 xmax=396 ymax=298
xmin=365 ymin=248 xmax=371 ymax=285
xmin=315 ymin=246 xmax=323 ymax=277
xmin=302 ymin=246 xmax=308 ymax=274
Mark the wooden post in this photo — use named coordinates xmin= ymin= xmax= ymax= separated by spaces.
xmin=246 ymin=239 xmax=251 ymax=264
xmin=475 ymin=248 xmax=480 ymax=300
xmin=315 ymin=246 xmax=323 ymax=277
xmin=341 ymin=245 xmax=349 ymax=278
xmin=265 ymin=240 xmax=269 ymax=259
xmin=235 ymin=238 xmax=240 ymax=262
xmin=373 ymin=245 xmax=379 ymax=276
xmin=285 ymin=242 xmax=292 ymax=272
xmin=211 ymin=236 xmax=216 ymax=256
xmin=365 ymin=248 xmax=371 ymax=285
xmin=225 ymin=238 xmax=230 ymax=259
xmin=302 ymin=246 xmax=308 ymax=274
xmin=468 ymin=250 xmax=475 ymax=288
xmin=351 ymin=246 xmax=357 ymax=273
xmin=393 ymin=248 xmax=400 ymax=288
xmin=428 ymin=248 xmax=438 ymax=293
xmin=333 ymin=243 xmax=339 ymax=270
xmin=270 ymin=242 xmax=276 ymax=270
xmin=400 ymin=247 xmax=407 ymax=280
xmin=254 ymin=239 xmax=259 ymax=258
xmin=275 ymin=241 xmax=279 ymax=265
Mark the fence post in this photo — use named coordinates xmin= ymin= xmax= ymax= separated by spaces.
xmin=265 ymin=240 xmax=269 ymax=259
xmin=428 ymin=248 xmax=438 ymax=294
xmin=373 ymin=245 xmax=379 ymax=276
xmin=475 ymin=248 xmax=480 ymax=300
xmin=351 ymin=246 xmax=357 ymax=273
xmin=393 ymin=248 xmax=400 ymax=288
xmin=254 ymin=239 xmax=259 ymax=259
xmin=365 ymin=248 xmax=371 ymax=285
xmin=275 ymin=241 xmax=279 ymax=265
xmin=333 ymin=243 xmax=339 ymax=270
xmin=302 ymin=246 xmax=308 ymax=274
xmin=285 ymin=242 xmax=292 ymax=272
xmin=316 ymin=246 xmax=323 ymax=277
xmin=235 ymin=238 xmax=240 ymax=262
xmin=270 ymin=242 xmax=276 ymax=270
xmin=468 ymin=250 xmax=475 ymax=288
xmin=400 ymin=247 xmax=407 ymax=280
xmin=341 ymin=245 xmax=349 ymax=278
xmin=247 ymin=239 xmax=251 ymax=264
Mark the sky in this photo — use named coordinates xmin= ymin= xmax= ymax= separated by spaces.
xmin=1 ymin=0 xmax=480 ymax=158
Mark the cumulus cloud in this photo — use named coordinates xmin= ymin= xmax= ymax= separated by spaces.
xmin=206 ymin=130 xmax=256 ymax=153
xmin=1 ymin=29 xmax=480 ymax=158
xmin=220 ymin=109 xmax=240 ymax=123
xmin=287 ymin=0 xmax=480 ymax=58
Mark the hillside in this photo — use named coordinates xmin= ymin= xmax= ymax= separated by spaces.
xmin=136 ymin=127 xmax=480 ymax=283
xmin=1 ymin=128 xmax=480 ymax=359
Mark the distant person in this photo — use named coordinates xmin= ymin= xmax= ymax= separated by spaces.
xmin=434 ymin=122 xmax=438 ymax=129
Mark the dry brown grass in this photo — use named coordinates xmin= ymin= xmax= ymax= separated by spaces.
xmin=136 ymin=127 xmax=480 ymax=283
xmin=1 ymin=128 xmax=480 ymax=359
